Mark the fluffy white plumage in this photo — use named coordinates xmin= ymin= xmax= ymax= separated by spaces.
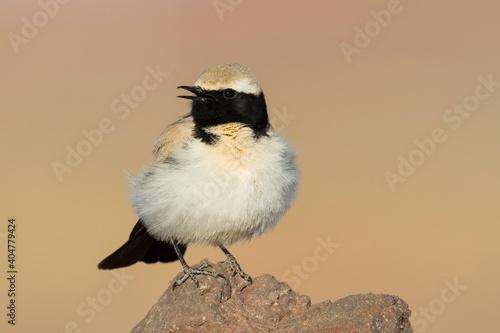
xmin=131 ymin=123 xmax=299 ymax=246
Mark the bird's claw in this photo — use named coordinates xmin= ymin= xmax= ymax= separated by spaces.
xmin=172 ymin=262 xmax=226 ymax=290
xmin=220 ymin=256 xmax=252 ymax=284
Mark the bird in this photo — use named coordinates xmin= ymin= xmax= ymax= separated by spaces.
xmin=98 ymin=63 xmax=299 ymax=289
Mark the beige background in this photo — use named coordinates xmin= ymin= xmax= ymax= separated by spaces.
xmin=2 ymin=1 xmax=499 ymax=332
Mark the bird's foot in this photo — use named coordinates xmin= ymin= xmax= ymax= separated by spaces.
xmin=220 ymin=253 xmax=252 ymax=284
xmin=172 ymin=262 xmax=226 ymax=290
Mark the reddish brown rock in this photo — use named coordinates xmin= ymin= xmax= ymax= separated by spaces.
xmin=131 ymin=260 xmax=412 ymax=332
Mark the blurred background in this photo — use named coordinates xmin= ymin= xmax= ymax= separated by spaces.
xmin=1 ymin=1 xmax=499 ymax=332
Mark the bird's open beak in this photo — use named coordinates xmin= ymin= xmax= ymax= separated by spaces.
xmin=177 ymin=86 xmax=213 ymax=101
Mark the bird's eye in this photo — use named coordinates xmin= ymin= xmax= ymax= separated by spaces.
xmin=222 ymin=89 xmax=237 ymax=99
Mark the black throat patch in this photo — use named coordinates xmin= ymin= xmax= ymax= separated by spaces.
xmin=190 ymin=90 xmax=269 ymax=143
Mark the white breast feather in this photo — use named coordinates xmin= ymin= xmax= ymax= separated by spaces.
xmin=130 ymin=129 xmax=299 ymax=246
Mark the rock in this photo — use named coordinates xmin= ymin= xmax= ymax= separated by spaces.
xmin=131 ymin=260 xmax=412 ymax=332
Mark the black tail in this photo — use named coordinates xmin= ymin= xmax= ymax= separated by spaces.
xmin=98 ymin=219 xmax=186 ymax=270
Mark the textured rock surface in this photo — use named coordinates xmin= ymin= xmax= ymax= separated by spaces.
xmin=131 ymin=260 xmax=412 ymax=332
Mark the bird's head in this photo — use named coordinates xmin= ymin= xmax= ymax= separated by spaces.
xmin=178 ymin=63 xmax=269 ymax=137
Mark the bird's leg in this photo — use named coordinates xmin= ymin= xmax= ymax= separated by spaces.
xmin=170 ymin=241 xmax=226 ymax=290
xmin=219 ymin=245 xmax=252 ymax=283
